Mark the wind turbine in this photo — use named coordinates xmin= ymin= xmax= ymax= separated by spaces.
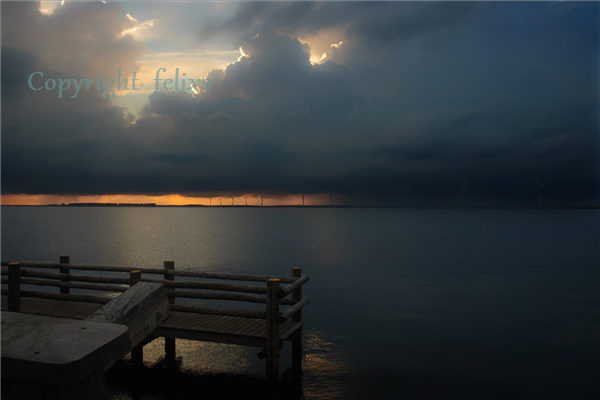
xmin=362 ymin=187 xmax=370 ymax=207
xmin=219 ymin=197 xmax=222 ymax=206
xmin=403 ymin=186 xmax=413 ymax=208
xmin=461 ymin=181 xmax=467 ymax=208
xmin=533 ymin=176 xmax=546 ymax=207
xmin=209 ymin=197 xmax=211 ymax=206
xmin=261 ymin=195 xmax=263 ymax=207
xmin=231 ymin=196 xmax=234 ymax=206
xmin=245 ymin=196 xmax=248 ymax=206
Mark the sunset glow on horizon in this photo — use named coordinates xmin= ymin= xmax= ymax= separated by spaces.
xmin=1 ymin=193 xmax=334 ymax=207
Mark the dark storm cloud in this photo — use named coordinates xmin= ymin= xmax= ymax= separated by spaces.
xmin=1 ymin=1 xmax=142 ymax=194
xmin=199 ymin=2 xmax=482 ymax=49
xmin=1 ymin=2 xmax=598 ymax=206
xmin=1 ymin=46 xmax=40 ymax=102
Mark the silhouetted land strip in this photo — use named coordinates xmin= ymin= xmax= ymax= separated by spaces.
xmin=54 ymin=202 xmax=159 ymax=206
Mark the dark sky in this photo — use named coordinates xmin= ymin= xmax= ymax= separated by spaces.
xmin=2 ymin=1 xmax=598 ymax=206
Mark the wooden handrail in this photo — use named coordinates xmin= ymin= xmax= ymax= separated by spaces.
xmin=19 ymin=278 xmax=127 ymax=293
xmin=166 ymin=290 xmax=267 ymax=304
xmin=19 ymin=269 xmax=130 ymax=285
xmin=165 ymin=270 xmax=296 ymax=283
xmin=141 ymin=277 xmax=267 ymax=294
xmin=0 ymin=289 xmax=111 ymax=304
xmin=2 ymin=270 xmax=300 ymax=303
xmin=277 ymin=298 xmax=309 ymax=323
xmin=279 ymin=276 xmax=309 ymax=298
xmin=1 ymin=260 xmax=165 ymax=275
xmin=1 ymin=260 xmax=296 ymax=282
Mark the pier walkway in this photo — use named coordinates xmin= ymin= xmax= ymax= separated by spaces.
xmin=1 ymin=258 xmax=309 ymax=384
xmin=0 ymin=297 xmax=304 ymax=348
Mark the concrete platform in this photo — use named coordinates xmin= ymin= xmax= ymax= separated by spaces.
xmin=1 ymin=311 xmax=130 ymax=386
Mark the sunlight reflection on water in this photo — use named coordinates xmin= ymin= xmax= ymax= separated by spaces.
xmin=110 ymin=327 xmax=353 ymax=400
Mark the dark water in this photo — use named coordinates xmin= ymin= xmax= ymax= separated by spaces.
xmin=2 ymin=207 xmax=599 ymax=399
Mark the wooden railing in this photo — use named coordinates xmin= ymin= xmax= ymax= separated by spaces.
xmin=1 ymin=257 xmax=309 ymax=321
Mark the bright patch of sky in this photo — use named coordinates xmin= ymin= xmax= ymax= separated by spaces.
xmin=112 ymin=2 xmax=242 ymax=118
xmin=38 ymin=1 xmax=347 ymax=119
xmin=38 ymin=2 xmax=242 ymax=119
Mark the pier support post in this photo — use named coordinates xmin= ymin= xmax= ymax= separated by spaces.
xmin=129 ymin=270 xmax=143 ymax=373
xmin=266 ymin=278 xmax=280 ymax=381
xmin=8 ymin=262 xmax=21 ymax=312
xmin=59 ymin=255 xmax=70 ymax=295
xmin=164 ymin=260 xmax=176 ymax=367
xmin=290 ymin=267 xmax=303 ymax=375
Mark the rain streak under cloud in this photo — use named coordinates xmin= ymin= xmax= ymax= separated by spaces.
xmin=1 ymin=1 xmax=598 ymax=206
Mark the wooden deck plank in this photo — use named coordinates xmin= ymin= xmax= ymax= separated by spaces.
xmin=208 ymin=316 xmax=242 ymax=333
xmin=245 ymin=320 xmax=268 ymax=337
xmin=231 ymin=318 xmax=263 ymax=336
xmin=224 ymin=318 xmax=252 ymax=335
xmin=189 ymin=314 xmax=221 ymax=329
xmin=279 ymin=321 xmax=303 ymax=340
xmin=246 ymin=320 xmax=268 ymax=337
xmin=157 ymin=311 xmax=185 ymax=328
xmin=219 ymin=317 xmax=255 ymax=334
xmin=163 ymin=312 xmax=200 ymax=329
xmin=181 ymin=314 xmax=218 ymax=329
xmin=184 ymin=314 xmax=221 ymax=331
xmin=42 ymin=299 xmax=70 ymax=314
xmin=196 ymin=315 xmax=233 ymax=332
xmin=248 ymin=321 xmax=267 ymax=338
xmin=278 ymin=321 xmax=294 ymax=338
xmin=201 ymin=316 xmax=234 ymax=333
xmin=45 ymin=302 xmax=90 ymax=319
xmin=179 ymin=314 xmax=217 ymax=329
xmin=19 ymin=297 xmax=56 ymax=314
xmin=176 ymin=313 xmax=208 ymax=330
xmin=171 ymin=311 xmax=202 ymax=326
xmin=162 ymin=312 xmax=219 ymax=331
xmin=202 ymin=315 xmax=241 ymax=333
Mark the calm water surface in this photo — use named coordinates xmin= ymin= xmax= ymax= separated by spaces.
xmin=2 ymin=207 xmax=598 ymax=399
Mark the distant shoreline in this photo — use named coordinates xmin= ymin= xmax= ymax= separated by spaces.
xmin=2 ymin=204 xmax=598 ymax=209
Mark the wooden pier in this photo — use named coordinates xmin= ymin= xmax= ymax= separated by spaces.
xmin=1 ymin=257 xmax=309 ymax=398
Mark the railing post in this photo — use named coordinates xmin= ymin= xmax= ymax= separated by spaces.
xmin=8 ymin=262 xmax=21 ymax=312
xmin=130 ymin=270 xmax=142 ymax=286
xmin=266 ymin=278 xmax=280 ymax=380
xmin=164 ymin=260 xmax=176 ymax=367
xmin=129 ymin=270 xmax=143 ymax=374
xmin=59 ymin=255 xmax=70 ymax=295
xmin=291 ymin=267 xmax=303 ymax=374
